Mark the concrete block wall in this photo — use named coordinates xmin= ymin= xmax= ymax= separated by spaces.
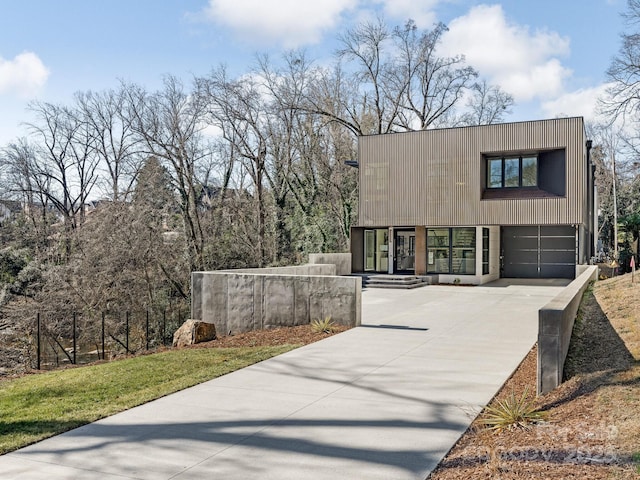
xmin=192 ymin=271 xmax=361 ymax=336
xmin=308 ymin=253 xmax=352 ymax=276
xmin=537 ymin=265 xmax=598 ymax=394
xmin=222 ymin=264 xmax=337 ymax=276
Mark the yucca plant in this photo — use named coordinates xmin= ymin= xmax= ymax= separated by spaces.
xmin=310 ymin=316 xmax=336 ymax=334
xmin=480 ymin=387 xmax=547 ymax=432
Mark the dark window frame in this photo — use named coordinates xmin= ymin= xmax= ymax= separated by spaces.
xmin=486 ymin=155 xmax=538 ymax=189
xmin=427 ymin=227 xmax=476 ymax=275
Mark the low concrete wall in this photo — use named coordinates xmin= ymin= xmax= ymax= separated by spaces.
xmin=537 ymin=265 xmax=599 ymax=394
xmin=222 ymin=264 xmax=336 ymax=276
xmin=575 ymin=263 xmax=594 ymax=277
xmin=192 ymin=271 xmax=361 ymax=336
xmin=308 ymin=253 xmax=352 ymax=276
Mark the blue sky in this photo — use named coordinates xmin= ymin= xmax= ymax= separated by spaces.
xmin=0 ymin=0 xmax=628 ymax=145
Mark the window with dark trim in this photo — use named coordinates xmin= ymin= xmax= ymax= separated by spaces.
xmin=487 ymin=155 xmax=537 ymax=189
xmin=427 ymin=227 xmax=476 ymax=275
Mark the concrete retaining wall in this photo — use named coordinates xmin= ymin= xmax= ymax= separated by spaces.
xmin=308 ymin=253 xmax=352 ymax=276
xmin=575 ymin=263 xmax=594 ymax=276
xmin=537 ymin=265 xmax=599 ymax=394
xmin=222 ymin=264 xmax=336 ymax=276
xmin=192 ymin=271 xmax=361 ymax=336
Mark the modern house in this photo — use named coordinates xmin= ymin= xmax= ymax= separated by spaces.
xmin=350 ymin=117 xmax=594 ymax=284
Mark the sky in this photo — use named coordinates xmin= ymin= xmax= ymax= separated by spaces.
xmin=0 ymin=0 xmax=629 ymax=146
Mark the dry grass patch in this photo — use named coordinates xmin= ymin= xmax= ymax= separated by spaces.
xmin=593 ymin=275 xmax=640 ymax=360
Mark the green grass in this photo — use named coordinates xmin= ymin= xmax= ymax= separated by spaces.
xmin=0 ymin=345 xmax=297 ymax=454
xmin=633 ymin=452 xmax=640 ymax=474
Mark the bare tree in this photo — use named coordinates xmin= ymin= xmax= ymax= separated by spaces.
xmin=587 ymin=122 xmax=640 ymax=260
xmin=197 ymin=67 xmax=272 ymax=266
xmin=297 ymin=18 xmax=485 ymax=137
xmin=603 ymin=0 xmax=640 ymax=122
xmin=1 ymin=139 xmax=40 ymax=208
xmin=124 ymin=77 xmax=210 ymax=272
xmin=336 ymin=18 xmax=397 ymax=134
xmin=76 ymin=88 xmax=142 ymax=201
xmin=458 ymin=79 xmax=514 ymax=126
xmin=392 ymin=21 xmax=478 ymax=130
xmin=25 ymin=101 xmax=100 ymax=257
xmin=0 ymin=139 xmax=53 ymax=249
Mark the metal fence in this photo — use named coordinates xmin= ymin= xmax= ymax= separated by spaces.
xmin=32 ymin=306 xmax=189 ymax=371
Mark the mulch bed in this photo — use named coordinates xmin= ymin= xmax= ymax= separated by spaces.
xmin=188 ymin=324 xmax=351 ymax=349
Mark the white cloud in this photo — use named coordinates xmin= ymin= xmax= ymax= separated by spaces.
xmin=374 ymin=0 xmax=439 ymax=28
xmin=541 ymin=83 xmax=611 ymax=122
xmin=440 ymin=4 xmax=572 ymax=102
xmin=0 ymin=52 xmax=50 ymax=98
xmin=204 ymin=0 xmax=358 ymax=48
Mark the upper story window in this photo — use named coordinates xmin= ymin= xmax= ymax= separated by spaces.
xmin=482 ymin=148 xmax=565 ymax=200
xmin=487 ymin=155 xmax=537 ymax=189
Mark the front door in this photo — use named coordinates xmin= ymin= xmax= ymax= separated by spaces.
xmin=394 ymin=229 xmax=415 ymax=273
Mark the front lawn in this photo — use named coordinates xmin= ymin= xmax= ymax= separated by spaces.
xmin=0 ymin=345 xmax=296 ymax=454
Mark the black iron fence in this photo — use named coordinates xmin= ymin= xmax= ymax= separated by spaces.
xmin=32 ymin=306 xmax=189 ymax=370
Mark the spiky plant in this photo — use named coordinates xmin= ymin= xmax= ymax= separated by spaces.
xmin=480 ymin=387 xmax=547 ymax=432
xmin=310 ymin=316 xmax=336 ymax=334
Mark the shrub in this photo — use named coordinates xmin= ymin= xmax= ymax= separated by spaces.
xmin=310 ymin=316 xmax=336 ymax=334
xmin=0 ymin=248 xmax=27 ymax=285
xmin=480 ymin=387 xmax=547 ymax=432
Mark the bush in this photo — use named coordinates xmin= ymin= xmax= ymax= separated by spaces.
xmin=8 ymin=263 xmax=42 ymax=296
xmin=480 ymin=387 xmax=547 ymax=432
xmin=0 ymin=248 xmax=28 ymax=285
xmin=310 ymin=317 xmax=336 ymax=334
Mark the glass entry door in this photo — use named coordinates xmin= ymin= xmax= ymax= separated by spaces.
xmin=394 ymin=230 xmax=415 ymax=273
xmin=364 ymin=229 xmax=389 ymax=272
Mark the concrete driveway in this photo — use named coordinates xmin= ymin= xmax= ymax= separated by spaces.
xmin=0 ymin=280 xmax=568 ymax=479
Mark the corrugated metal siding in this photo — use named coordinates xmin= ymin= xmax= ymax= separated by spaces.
xmin=358 ymin=118 xmax=586 ymax=227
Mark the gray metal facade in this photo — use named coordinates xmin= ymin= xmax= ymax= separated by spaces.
xmin=357 ymin=117 xmax=587 ymax=228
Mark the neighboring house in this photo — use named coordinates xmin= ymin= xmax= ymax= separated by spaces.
xmin=0 ymin=199 xmax=22 ymax=225
xmin=350 ymin=117 xmax=595 ymax=284
xmin=22 ymin=201 xmax=63 ymax=221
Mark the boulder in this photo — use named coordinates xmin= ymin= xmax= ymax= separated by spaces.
xmin=172 ymin=320 xmax=217 ymax=348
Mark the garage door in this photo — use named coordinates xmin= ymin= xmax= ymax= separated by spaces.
xmin=502 ymin=226 xmax=576 ymax=279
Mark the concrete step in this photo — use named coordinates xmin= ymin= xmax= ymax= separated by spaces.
xmin=364 ymin=275 xmax=429 ymax=289
xmin=365 ymin=281 xmax=427 ymax=289
xmin=368 ymin=275 xmax=421 ymax=283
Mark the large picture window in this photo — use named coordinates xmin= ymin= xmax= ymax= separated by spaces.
xmin=487 ymin=155 xmax=537 ymax=189
xmin=427 ymin=227 xmax=476 ymax=275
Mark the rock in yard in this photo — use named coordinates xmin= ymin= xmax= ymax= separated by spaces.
xmin=172 ymin=320 xmax=217 ymax=348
